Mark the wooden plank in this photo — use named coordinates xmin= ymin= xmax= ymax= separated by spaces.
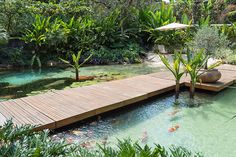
xmin=0 ymin=112 xmax=7 ymax=126
xmin=13 ymin=99 xmax=55 ymax=129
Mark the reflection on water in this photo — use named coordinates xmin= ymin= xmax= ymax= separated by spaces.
xmin=0 ymin=64 xmax=164 ymax=100
xmin=54 ymin=88 xmax=236 ymax=157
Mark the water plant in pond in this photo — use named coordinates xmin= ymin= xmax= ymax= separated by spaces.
xmin=0 ymin=120 xmax=203 ymax=157
xmin=159 ymin=52 xmax=184 ymax=99
xmin=60 ymin=50 xmax=92 ymax=82
xmin=180 ymin=49 xmax=221 ymax=98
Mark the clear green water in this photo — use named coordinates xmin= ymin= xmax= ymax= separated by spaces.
xmin=0 ymin=64 xmax=164 ymax=100
xmin=54 ymin=88 xmax=236 ymax=157
xmin=0 ymin=64 xmax=162 ymax=86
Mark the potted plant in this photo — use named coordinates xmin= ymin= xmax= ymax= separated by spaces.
xmin=189 ymin=26 xmax=230 ymax=83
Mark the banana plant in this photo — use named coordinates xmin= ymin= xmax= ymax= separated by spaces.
xmin=180 ymin=49 xmax=221 ymax=98
xmin=21 ymin=14 xmax=51 ymax=68
xmin=159 ymin=52 xmax=184 ymax=99
xmin=60 ymin=50 xmax=92 ymax=82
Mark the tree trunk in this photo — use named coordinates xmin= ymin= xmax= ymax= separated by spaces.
xmin=75 ymin=68 xmax=79 ymax=82
xmin=175 ymin=80 xmax=180 ymax=99
xmin=190 ymin=81 xmax=195 ymax=99
xmin=204 ymin=60 xmax=208 ymax=69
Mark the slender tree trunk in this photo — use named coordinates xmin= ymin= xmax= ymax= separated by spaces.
xmin=204 ymin=60 xmax=208 ymax=69
xmin=190 ymin=81 xmax=195 ymax=99
xmin=75 ymin=68 xmax=79 ymax=82
xmin=175 ymin=80 xmax=180 ymax=99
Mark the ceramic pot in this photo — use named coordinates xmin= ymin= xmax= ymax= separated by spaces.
xmin=198 ymin=69 xmax=221 ymax=83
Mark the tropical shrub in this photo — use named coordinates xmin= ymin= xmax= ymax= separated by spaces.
xmin=60 ymin=16 xmax=96 ymax=52
xmin=189 ymin=26 xmax=230 ymax=69
xmin=0 ymin=0 xmax=32 ymax=36
xmin=139 ymin=2 xmax=176 ymax=43
xmin=0 ymin=120 xmax=203 ymax=157
xmin=21 ymin=14 xmax=51 ymax=68
xmin=92 ymin=43 xmax=143 ymax=64
xmin=219 ymin=23 xmax=236 ymax=44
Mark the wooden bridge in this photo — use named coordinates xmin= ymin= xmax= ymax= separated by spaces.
xmin=0 ymin=64 xmax=236 ymax=130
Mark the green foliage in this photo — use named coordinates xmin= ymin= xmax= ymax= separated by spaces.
xmin=0 ymin=0 xmax=32 ymax=36
xmin=21 ymin=14 xmax=52 ymax=68
xmin=226 ymin=53 xmax=236 ymax=65
xmin=159 ymin=52 xmax=184 ymax=81
xmin=139 ymin=2 xmax=176 ymax=43
xmin=159 ymin=52 xmax=184 ymax=99
xmin=61 ymin=16 xmax=96 ymax=51
xmin=0 ymin=26 xmax=8 ymax=44
xmin=180 ymin=49 xmax=221 ymax=98
xmin=0 ymin=0 xmax=234 ymax=66
xmin=21 ymin=14 xmax=50 ymax=47
xmin=92 ymin=43 xmax=143 ymax=64
xmin=0 ymin=120 xmax=203 ymax=157
xmin=189 ymin=26 xmax=230 ymax=68
xmin=95 ymin=9 xmax=124 ymax=47
xmin=139 ymin=2 xmax=192 ymax=51
xmin=60 ymin=50 xmax=92 ymax=81
xmin=219 ymin=23 xmax=236 ymax=43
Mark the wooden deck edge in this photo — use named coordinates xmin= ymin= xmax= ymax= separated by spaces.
xmin=184 ymin=80 xmax=235 ymax=92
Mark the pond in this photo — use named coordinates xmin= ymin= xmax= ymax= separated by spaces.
xmin=53 ymin=87 xmax=236 ymax=157
xmin=0 ymin=64 xmax=164 ymax=100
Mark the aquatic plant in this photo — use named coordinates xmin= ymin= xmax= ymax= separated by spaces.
xmin=159 ymin=52 xmax=184 ymax=99
xmin=180 ymin=49 xmax=221 ymax=98
xmin=60 ymin=50 xmax=92 ymax=82
xmin=0 ymin=120 xmax=203 ymax=157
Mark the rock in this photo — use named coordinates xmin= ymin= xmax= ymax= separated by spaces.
xmin=198 ymin=69 xmax=221 ymax=83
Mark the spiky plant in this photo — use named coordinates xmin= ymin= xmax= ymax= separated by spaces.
xmin=159 ymin=52 xmax=185 ymax=99
xmin=180 ymin=49 xmax=221 ymax=98
xmin=60 ymin=50 xmax=92 ymax=82
xmin=0 ymin=120 xmax=204 ymax=157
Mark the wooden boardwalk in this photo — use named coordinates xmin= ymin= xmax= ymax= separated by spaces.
xmin=1 ymin=64 xmax=236 ymax=130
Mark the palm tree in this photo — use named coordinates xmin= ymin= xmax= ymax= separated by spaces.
xmin=159 ymin=52 xmax=184 ymax=99
xmin=180 ymin=49 xmax=221 ymax=98
xmin=60 ymin=50 xmax=92 ymax=82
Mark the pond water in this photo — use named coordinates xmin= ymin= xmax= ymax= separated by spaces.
xmin=0 ymin=64 xmax=164 ymax=100
xmin=54 ymin=87 xmax=236 ymax=157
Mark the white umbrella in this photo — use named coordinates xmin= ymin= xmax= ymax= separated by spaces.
xmin=155 ymin=22 xmax=191 ymax=31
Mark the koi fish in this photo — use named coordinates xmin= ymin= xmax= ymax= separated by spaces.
xmin=168 ymin=125 xmax=180 ymax=132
